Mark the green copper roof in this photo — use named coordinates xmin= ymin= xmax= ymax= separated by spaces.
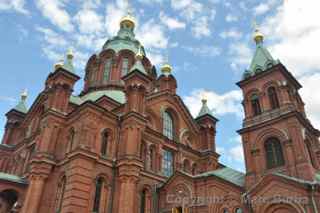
xmin=14 ymin=91 xmax=28 ymax=113
xmin=243 ymin=42 xmax=279 ymax=80
xmin=196 ymin=167 xmax=245 ymax=187
xmin=130 ymin=59 xmax=147 ymax=74
xmin=0 ymin=172 xmax=28 ymax=185
xmin=63 ymin=57 xmax=75 ymax=73
xmin=102 ymin=22 xmax=146 ymax=56
xmin=70 ymin=90 xmax=126 ymax=105
xmin=197 ymin=99 xmax=212 ymax=118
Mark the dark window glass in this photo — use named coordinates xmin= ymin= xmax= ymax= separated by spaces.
xmin=265 ymin=138 xmax=285 ymax=169
xmin=251 ymin=94 xmax=262 ymax=116
xmin=140 ymin=189 xmax=146 ymax=213
xmin=93 ymin=177 xmax=103 ymax=212
xmin=121 ymin=58 xmax=129 ymax=76
xmin=268 ymin=87 xmax=280 ymax=109
xmin=163 ymin=111 xmax=173 ymax=140
xmin=104 ymin=59 xmax=112 ymax=82
xmin=55 ymin=176 xmax=66 ymax=213
xmin=162 ymin=150 xmax=173 ymax=177
xmin=101 ymin=131 xmax=108 ymax=156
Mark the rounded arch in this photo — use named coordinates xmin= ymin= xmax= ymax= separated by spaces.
xmin=262 ymin=202 xmax=303 ymax=213
xmin=161 ymin=106 xmax=180 ymax=141
xmin=91 ymin=174 xmax=111 ymax=213
xmin=0 ymin=189 xmax=19 ymax=212
xmin=67 ymin=127 xmax=76 ymax=153
xmin=139 ymin=184 xmax=153 ymax=213
xmin=99 ymin=48 xmax=116 ymax=59
xmin=254 ymin=128 xmax=289 ymax=150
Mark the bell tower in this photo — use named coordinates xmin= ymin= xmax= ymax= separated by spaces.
xmin=237 ymin=28 xmax=320 ymax=189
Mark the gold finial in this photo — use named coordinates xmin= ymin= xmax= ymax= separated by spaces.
xmin=67 ymin=48 xmax=74 ymax=59
xmin=54 ymin=59 xmax=64 ymax=70
xmin=21 ymin=89 xmax=28 ymax=101
xmin=201 ymin=91 xmax=208 ymax=103
xmin=252 ymin=21 xmax=264 ymax=44
xmin=120 ymin=0 xmax=136 ymax=29
xmin=161 ymin=54 xmax=172 ymax=76
xmin=136 ymin=44 xmax=143 ymax=60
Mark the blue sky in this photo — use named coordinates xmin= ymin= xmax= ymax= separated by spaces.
xmin=1 ymin=0 xmax=320 ymax=172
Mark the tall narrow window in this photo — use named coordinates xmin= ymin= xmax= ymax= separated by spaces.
xmin=162 ymin=150 xmax=173 ymax=177
xmin=121 ymin=58 xmax=129 ymax=76
xmin=140 ymin=189 xmax=146 ymax=213
xmin=251 ymin=94 xmax=262 ymax=116
xmin=104 ymin=58 xmax=112 ymax=82
xmin=55 ymin=176 xmax=66 ymax=213
xmin=163 ymin=111 xmax=174 ymax=140
xmin=101 ymin=131 xmax=108 ymax=156
xmin=150 ymin=146 xmax=155 ymax=171
xmin=235 ymin=208 xmax=243 ymax=213
xmin=307 ymin=143 xmax=316 ymax=168
xmin=69 ymin=129 xmax=75 ymax=152
xmin=93 ymin=177 xmax=103 ymax=213
xmin=265 ymin=138 xmax=285 ymax=169
xmin=268 ymin=87 xmax=280 ymax=109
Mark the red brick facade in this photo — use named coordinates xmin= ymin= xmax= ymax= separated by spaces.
xmin=0 ymin=18 xmax=320 ymax=213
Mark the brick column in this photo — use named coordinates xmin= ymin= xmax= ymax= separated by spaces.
xmin=21 ymin=175 xmax=47 ymax=213
xmin=118 ymin=176 xmax=139 ymax=213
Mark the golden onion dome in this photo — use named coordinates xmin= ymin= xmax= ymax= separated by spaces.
xmin=120 ymin=13 xmax=136 ymax=29
xmin=253 ymin=29 xmax=264 ymax=44
xmin=161 ymin=63 xmax=172 ymax=76
xmin=54 ymin=60 xmax=64 ymax=70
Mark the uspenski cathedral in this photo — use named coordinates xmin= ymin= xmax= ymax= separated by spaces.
xmin=0 ymin=7 xmax=319 ymax=213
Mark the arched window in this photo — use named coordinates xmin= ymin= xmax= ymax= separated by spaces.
xmin=251 ymin=94 xmax=262 ymax=116
xmin=235 ymin=208 xmax=242 ymax=213
xmin=163 ymin=111 xmax=174 ymax=140
xmin=223 ymin=209 xmax=229 ymax=213
xmin=265 ymin=138 xmax=285 ymax=169
xmin=121 ymin=58 xmax=129 ymax=76
xmin=69 ymin=129 xmax=75 ymax=152
xmin=101 ymin=131 xmax=109 ymax=156
xmin=93 ymin=177 xmax=104 ymax=213
xmin=149 ymin=146 xmax=156 ymax=172
xmin=140 ymin=189 xmax=146 ymax=213
xmin=268 ymin=87 xmax=280 ymax=109
xmin=103 ymin=58 xmax=112 ymax=82
xmin=55 ymin=176 xmax=66 ymax=213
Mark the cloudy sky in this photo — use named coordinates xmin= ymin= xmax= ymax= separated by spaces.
xmin=0 ymin=0 xmax=320 ymax=172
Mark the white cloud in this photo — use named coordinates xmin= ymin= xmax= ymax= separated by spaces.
xmin=229 ymin=145 xmax=244 ymax=162
xmin=0 ymin=96 xmax=16 ymax=103
xmin=35 ymin=0 xmax=74 ymax=32
xmin=137 ymin=19 xmax=168 ymax=49
xmin=228 ymin=42 xmax=252 ymax=72
xmin=253 ymin=0 xmax=278 ymax=16
xmin=159 ymin=12 xmax=186 ymax=30
xmin=74 ymin=9 xmax=103 ymax=34
xmin=183 ymin=45 xmax=221 ymax=57
xmin=36 ymin=27 xmax=68 ymax=47
xmin=191 ymin=16 xmax=211 ymax=38
xmin=105 ymin=1 xmax=126 ymax=36
xmin=220 ymin=29 xmax=243 ymax=40
xmin=225 ymin=14 xmax=238 ymax=22
xmin=0 ymin=0 xmax=28 ymax=14
xmin=183 ymin=89 xmax=243 ymax=118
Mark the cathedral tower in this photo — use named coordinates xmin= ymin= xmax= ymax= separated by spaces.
xmin=237 ymin=28 xmax=320 ymax=188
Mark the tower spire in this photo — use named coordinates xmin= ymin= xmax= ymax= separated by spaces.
xmin=252 ymin=21 xmax=264 ymax=45
xmin=120 ymin=0 xmax=136 ymax=29
xmin=197 ymin=92 xmax=212 ymax=118
xmin=14 ymin=89 xmax=28 ymax=113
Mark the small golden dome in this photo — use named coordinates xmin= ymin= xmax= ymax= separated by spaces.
xmin=254 ymin=29 xmax=264 ymax=44
xmin=161 ymin=63 xmax=172 ymax=76
xmin=120 ymin=13 xmax=136 ymax=29
xmin=54 ymin=60 xmax=64 ymax=70
xmin=67 ymin=48 xmax=74 ymax=59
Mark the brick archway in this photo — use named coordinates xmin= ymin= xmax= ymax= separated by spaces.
xmin=265 ymin=204 xmax=299 ymax=213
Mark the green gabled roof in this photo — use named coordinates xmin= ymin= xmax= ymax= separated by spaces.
xmin=243 ymin=33 xmax=280 ymax=80
xmin=129 ymin=59 xmax=147 ymax=74
xmin=14 ymin=100 xmax=28 ymax=113
xmin=197 ymin=99 xmax=212 ymax=118
xmin=70 ymin=90 xmax=126 ymax=105
xmin=196 ymin=167 xmax=245 ymax=187
xmin=0 ymin=172 xmax=28 ymax=185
